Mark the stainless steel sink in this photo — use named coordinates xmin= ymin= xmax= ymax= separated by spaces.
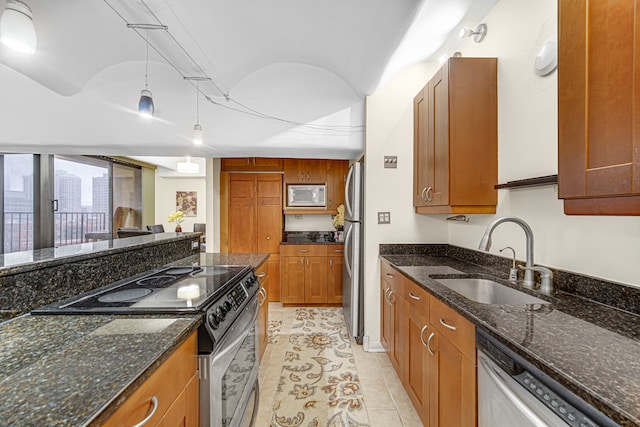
xmin=435 ymin=278 xmax=550 ymax=305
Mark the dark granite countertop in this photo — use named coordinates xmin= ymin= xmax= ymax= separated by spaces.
xmin=0 ymin=252 xmax=269 ymax=426
xmin=281 ymin=231 xmax=344 ymax=245
xmin=0 ymin=232 xmax=201 ymax=276
xmin=380 ymin=251 xmax=640 ymax=427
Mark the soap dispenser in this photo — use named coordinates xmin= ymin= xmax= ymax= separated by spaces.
xmin=499 ymin=246 xmax=518 ymax=282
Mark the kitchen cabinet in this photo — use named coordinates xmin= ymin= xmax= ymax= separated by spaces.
xmin=326 ymin=160 xmax=349 ymax=213
xmin=327 ymin=245 xmax=344 ymax=304
xmin=380 ymin=260 xmax=405 ymax=377
xmin=558 ymin=0 xmax=640 ymax=215
xmin=280 ymin=244 xmax=344 ymax=304
xmin=103 ymin=332 xmax=198 ymax=427
xmin=413 ymin=57 xmax=498 ymax=214
xmin=221 ymin=157 xmax=283 ymax=171
xmin=256 ymin=260 xmax=269 ymax=362
xmin=284 ymin=159 xmax=327 ymax=183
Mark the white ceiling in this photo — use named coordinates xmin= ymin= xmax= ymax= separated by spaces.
xmin=0 ymin=0 xmax=496 ymax=169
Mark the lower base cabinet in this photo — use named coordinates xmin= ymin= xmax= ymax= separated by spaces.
xmin=380 ymin=261 xmax=476 ymax=427
xmin=103 ymin=332 xmax=198 ymax=427
xmin=256 ymin=259 xmax=269 ymax=362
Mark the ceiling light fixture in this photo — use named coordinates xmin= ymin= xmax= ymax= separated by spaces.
xmin=184 ymin=76 xmax=210 ymax=145
xmin=459 ymin=23 xmax=487 ymax=43
xmin=0 ymin=0 xmax=37 ymax=54
xmin=177 ymin=156 xmax=200 ymax=174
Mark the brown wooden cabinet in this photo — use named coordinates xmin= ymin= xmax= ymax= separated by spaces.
xmin=280 ymin=244 xmax=342 ymax=304
xmin=327 ymin=245 xmax=344 ymax=304
xmin=284 ymin=159 xmax=327 ymax=183
xmin=103 ymin=332 xmax=198 ymax=427
xmin=326 ymin=160 xmax=349 ymax=213
xmin=413 ymin=57 xmax=498 ymax=214
xmin=256 ymin=260 xmax=269 ymax=362
xmin=558 ymin=0 xmax=640 ymax=215
xmin=380 ymin=260 xmax=405 ymax=377
xmin=221 ymin=157 xmax=283 ymax=171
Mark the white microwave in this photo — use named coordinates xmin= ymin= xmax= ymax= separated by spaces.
xmin=287 ymin=184 xmax=326 ymax=207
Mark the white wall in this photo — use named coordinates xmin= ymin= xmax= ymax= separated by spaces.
xmin=154 ymin=173 xmax=208 ymax=234
xmin=363 ymin=0 xmax=640 ymax=349
xmin=363 ymin=62 xmax=449 ymax=350
xmin=285 ymin=215 xmax=334 ymax=231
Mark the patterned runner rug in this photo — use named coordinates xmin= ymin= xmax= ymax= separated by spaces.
xmin=268 ymin=319 xmax=282 ymax=344
xmin=270 ymin=307 xmax=370 ymax=427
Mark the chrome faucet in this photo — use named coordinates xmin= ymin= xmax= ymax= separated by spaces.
xmin=478 ymin=216 xmax=536 ymax=288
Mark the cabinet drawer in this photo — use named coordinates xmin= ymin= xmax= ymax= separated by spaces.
xmin=103 ymin=332 xmax=198 ymax=427
xmin=405 ymin=279 xmax=430 ymax=315
xmin=380 ymin=260 xmax=403 ymax=289
xmin=328 ymin=245 xmax=344 ymax=255
xmin=280 ymin=244 xmax=327 ymax=257
xmin=430 ymin=297 xmax=475 ymax=361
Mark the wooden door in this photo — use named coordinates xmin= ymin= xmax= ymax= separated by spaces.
xmin=228 ymin=174 xmax=256 ymax=253
xmin=327 ymin=160 xmax=349 ymax=211
xmin=253 ymin=158 xmax=284 ymax=171
xmin=559 ymin=0 xmax=640 ymax=214
xmin=304 ymin=256 xmax=328 ymax=303
xmin=405 ymin=307 xmax=431 ymax=426
xmin=280 ymin=256 xmax=305 ymax=304
xmin=429 ymin=333 xmax=476 ymax=427
xmin=304 ymin=160 xmax=327 ymax=183
xmin=256 ymin=174 xmax=283 ymax=254
xmin=430 ymin=66 xmax=449 ymax=206
xmin=327 ymin=255 xmax=343 ymax=304
xmin=413 ymin=87 xmax=430 ymax=207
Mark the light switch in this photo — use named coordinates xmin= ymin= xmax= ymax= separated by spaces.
xmin=384 ymin=156 xmax=397 ymax=168
xmin=378 ymin=212 xmax=391 ymax=224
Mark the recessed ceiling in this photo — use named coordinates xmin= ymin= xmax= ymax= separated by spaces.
xmin=0 ymin=0 xmax=496 ymax=166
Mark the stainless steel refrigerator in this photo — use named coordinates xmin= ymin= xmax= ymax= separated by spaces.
xmin=343 ymin=161 xmax=364 ymax=343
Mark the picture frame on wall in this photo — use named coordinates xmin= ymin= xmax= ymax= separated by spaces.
xmin=177 ymin=191 xmax=197 ymax=216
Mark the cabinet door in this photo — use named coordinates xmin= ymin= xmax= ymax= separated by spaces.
xmin=281 ymin=256 xmax=305 ymax=304
xmin=429 ymin=333 xmax=476 ymax=427
xmin=559 ymin=0 xmax=640 ymax=214
xmin=267 ymin=255 xmax=281 ymax=302
xmin=228 ymin=174 xmax=256 ymax=253
xmin=327 ymin=160 xmax=349 ymax=211
xmin=158 ymin=372 xmax=198 ymax=427
xmin=256 ymin=174 xmax=283 ymax=254
xmin=430 ymin=66 xmax=449 ymax=206
xmin=222 ymin=157 xmax=283 ymax=171
xmin=405 ymin=306 xmax=431 ymax=426
xmin=253 ymin=158 xmax=284 ymax=171
xmin=304 ymin=256 xmax=328 ymax=303
xmin=388 ymin=283 xmax=404 ymax=377
xmin=284 ymin=159 xmax=306 ymax=183
xmin=327 ymin=255 xmax=343 ymax=304
xmin=305 ymin=160 xmax=327 ymax=183
xmin=381 ymin=279 xmax=392 ymax=354
xmin=256 ymin=261 xmax=269 ymax=361
xmin=221 ymin=158 xmax=255 ymax=171
xmin=413 ymin=87 xmax=430 ymax=207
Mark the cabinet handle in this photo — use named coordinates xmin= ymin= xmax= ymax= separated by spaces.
xmin=386 ymin=273 xmax=395 ymax=279
xmin=299 ymin=249 xmax=309 ymax=253
xmin=266 ymin=235 xmax=271 ymax=240
xmin=131 ymin=396 xmax=159 ymax=427
xmin=300 ymin=259 xmax=303 ymax=267
xmin=387 ymin=289 xmax=395 ymax=305
xmin=258 ymin=287 xmax=267 ymax=306
xmin=383 ymin=288 xmax=391 ymax=304
xmin=427 ymin=332 xmax=435 ymax=356
xmin=408 ymin=292 xmax=421 ymax=301
xmin=439 ymin=318 xmax=457 ymax=331
xmin=306 ymin=259 xmax=310 ymax=268
xmin=253 ymin=158 xmax=257 ymax=164
xmin=307 ymin=172 xmax=310 ymax=181
xmin=421 ymin=187 xmax=428 ymax=202
xmin=330 ymin=259 xmax=333 ymax=268
xmin=420 ymin=325 xmax=429 ymax=347
xmin=334 ymin=249 xmax=344 ymax=253
xmin=246 ymin=158 xmax=251 ymax=164
xmin=256 ymin=272 xmax=267 ymax=278
xmin=301 ymin=172 xmax=304 ymax=181
xmin=426 ymin=186 xmax=433 ymax=202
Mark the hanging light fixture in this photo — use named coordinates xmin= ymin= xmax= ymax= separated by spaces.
xmin=184 ymin=76 xmax=210 ymax=145
xmin=177 ymin=156 xmax=200 ymax=174
xmin=0 ymin=0 xmax=37 ymax=54
xmin=138 ymin=31 xmax=154 ymax=118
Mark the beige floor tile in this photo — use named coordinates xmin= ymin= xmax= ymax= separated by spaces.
xmin=359 ymin=378 xmax=396 ymax=410
xmin=254 ymin=410 xmax=272 ymax=427
xmin=366 ymin=409 xmax=404 ymax=427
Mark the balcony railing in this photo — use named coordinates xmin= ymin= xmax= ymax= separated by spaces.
xmin=3 ymin=211 xmax=109 ymax=254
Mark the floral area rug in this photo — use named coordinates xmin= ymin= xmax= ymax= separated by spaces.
xmin=270 ymin=307 xmax=370 ymax=427
xmin=268 ymin=320 xmax=282 ymax=344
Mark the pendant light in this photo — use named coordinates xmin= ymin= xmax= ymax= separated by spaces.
xmin=192 ymin=80 xmax=203 ymax=145
xmin=177 ymin=156 xmax=200 ymax=174
xmin=0 ymin=0 xmax=37 ymax=54
xmin=138 ymin=31 xmax=154 ymax=118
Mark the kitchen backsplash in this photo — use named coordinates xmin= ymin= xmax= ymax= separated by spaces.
xmin=284 ymin=214 xmax=334 ymax=231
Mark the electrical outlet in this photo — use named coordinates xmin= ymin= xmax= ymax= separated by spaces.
xmin=384 ymin=156 xmax=398 ymax=168
xmin=377 ymin=212 xmax=391 ymax=224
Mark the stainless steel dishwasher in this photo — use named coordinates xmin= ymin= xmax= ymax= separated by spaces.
xmin=476 ymin=330 xmax=620 ymax=427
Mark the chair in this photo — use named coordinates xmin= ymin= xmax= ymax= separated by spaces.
xmin=146 ymin=224 xmax=165 ymax=233
xmin=117 ymin=228 xmax=152 ymax=238
xmin=194 ymin=223 xmax=206 ymax=251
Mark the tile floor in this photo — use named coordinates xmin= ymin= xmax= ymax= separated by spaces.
xmin=256 ymin=303 xmax=424 ymax=427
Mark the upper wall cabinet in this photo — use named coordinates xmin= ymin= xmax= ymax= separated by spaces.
xmin=558 ymin=0 xmax=640 ymax=215
xmin=284 ymin=159 xmax=327 ymax=183
xmin=221 ymin=158 xmax=283 ymax=171
xmin=413 ymin=57 xmax=498 ymax=214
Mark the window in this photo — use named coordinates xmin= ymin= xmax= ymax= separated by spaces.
xmin=3 ymin=154 xmax=34 ymax=253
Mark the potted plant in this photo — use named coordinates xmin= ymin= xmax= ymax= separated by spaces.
xmin=168 ymin=210 xmax=185 ymax=232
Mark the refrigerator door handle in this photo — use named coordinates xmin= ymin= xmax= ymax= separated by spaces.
xmin=344 ymin=164 xmax=355 ymax=219
xmin=343 ymin=224 xmax=353 ymax=277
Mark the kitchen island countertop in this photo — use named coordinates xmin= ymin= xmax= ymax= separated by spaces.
xmin=380 ymin=249 xmax=640 ymax=427
xmin=0 ymin=252 xmax=268 ymax=426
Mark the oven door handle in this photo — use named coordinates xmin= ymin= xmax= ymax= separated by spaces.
xmin=212 ymin=304 xmax=259 ymax=364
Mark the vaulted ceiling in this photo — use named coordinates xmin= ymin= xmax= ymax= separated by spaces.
xmin=0 ymin=0 xmax=496 ymax=165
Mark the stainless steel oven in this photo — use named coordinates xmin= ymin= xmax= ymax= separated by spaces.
xmin=199 ymin=280 xmax=260 ymax=427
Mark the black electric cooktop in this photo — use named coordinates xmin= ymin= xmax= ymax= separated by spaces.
xmin=31 ymin=265 xmax=252 ymax=314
